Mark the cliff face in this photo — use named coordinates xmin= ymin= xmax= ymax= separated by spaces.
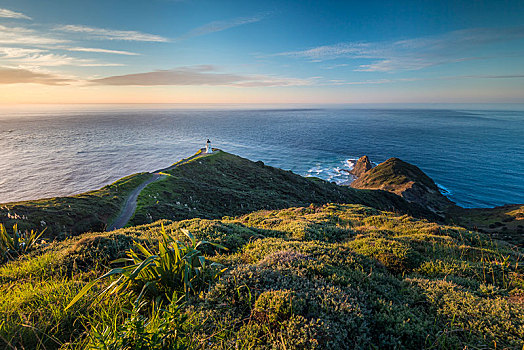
xmin=350 ymin=157 xmax=456 ymax=215
xmin=349 ymin=155 xmax=373 ymax=177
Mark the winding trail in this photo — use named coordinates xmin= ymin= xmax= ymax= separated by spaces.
xmin=107 ymin=149 xmax=212 ymax=231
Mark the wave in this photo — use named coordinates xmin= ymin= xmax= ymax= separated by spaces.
xmin=305 ymin=158 xmax=359 ymax=185
xmin=436 ymin=183 xmax=452 ymax=196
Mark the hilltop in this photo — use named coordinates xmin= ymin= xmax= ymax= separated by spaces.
xmin=130 ymin=151 xmax=434 ymax=226
xmin=348 ymin=156 xmax=524 ymax=246
xmin=0 ymin=150 xmax=434 ymax=239
xmin=351 ymin=157 xmax=456 ymax=216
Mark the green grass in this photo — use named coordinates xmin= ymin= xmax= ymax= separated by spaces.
xmin=0 ymin=173 xmax=151 ymax=239
xmin=0 ymin=223 xmax=44 ymax=263
xmin=0 ymin=203 xmax=522 ymax=349
xmin=0 ymin=151 xmax=522 ymax=348
xmin=66 ymin=225 xmax=226 ymax=311
xmin=450 ymin=205 xmax=524 ymax=247
xmin=351 ymin=157 xmax=439 ymax=191
xmin=351 ymin=157 xmax=456 ymax=215
xmin=131 ymin=151 xmax=435 ymax=227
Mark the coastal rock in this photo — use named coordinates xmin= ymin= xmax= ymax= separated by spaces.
xmin=350 ymin=157 xmax=456 ymax=216
xmin=349 ymin=155 xmax=373 ymax=177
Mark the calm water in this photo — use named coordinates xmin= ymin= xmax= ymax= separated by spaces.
xmin=0 ymin=106 xmax=523 ymax=208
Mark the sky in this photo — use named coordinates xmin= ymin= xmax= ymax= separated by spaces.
xmin=0 ymin=0 xmax=523 ymax=104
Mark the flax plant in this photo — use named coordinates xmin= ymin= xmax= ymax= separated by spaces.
xmin=0 ymin=223 xmax=45 ymax=263
xmin=66 ymin=224 xmax=226 ymax=310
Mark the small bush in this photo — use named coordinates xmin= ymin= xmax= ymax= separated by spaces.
xmin=252 ymin=290 xmax=305 ymax=325
xmin=66 ymin=225 xmax=227 ymax=310
xmin=0 ymin=223 xmax=44 ymax=263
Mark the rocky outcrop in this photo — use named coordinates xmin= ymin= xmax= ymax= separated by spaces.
xmin=349 ymin=156 xmax=373 ymax=177
xmin=351 ymin=157 xmax=456 ymax=216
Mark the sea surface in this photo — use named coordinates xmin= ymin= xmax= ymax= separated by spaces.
xmin=0 ymin=105 xmax=523 ymax=208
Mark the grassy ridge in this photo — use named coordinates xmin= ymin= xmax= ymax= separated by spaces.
xmin=451 ymin=205 xmax=524 ymax=247
xmin=131 ymin=151 xmax=435 ymax=227
xmin=351 ymin=157 xmax=456 ymax=215
xmin=0 ymin=173 xmax=151 ymax=239
xmin=348 ymin=156 xmax=524 ymax=246
xmin=0 ymin=204 xmax=522 ymax=348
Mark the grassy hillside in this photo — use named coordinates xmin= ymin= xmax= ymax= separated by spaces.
xmin=0 ymin=173 xmax=151 ymax=238
xmin=450 ymin=205 xmax=524 ymax=247
xmin=351 ymin=157 xmax=456 ymax=215
xmin=348 ymin=156 xmax=524 ymax=246
xmin=131 ymin=151 xmax=435 ymax=226
xmin=0 ymin=203 xmax=522 ymax=349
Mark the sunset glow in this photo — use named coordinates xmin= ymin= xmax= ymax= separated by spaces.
xmin=0 ymin=0 xmax=523 ymax=104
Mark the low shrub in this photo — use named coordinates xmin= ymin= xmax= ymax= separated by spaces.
xmin=66 ymin=225 xmax=227 ymax=310
xmin=0 ymin=223 xmax=44 ymax=263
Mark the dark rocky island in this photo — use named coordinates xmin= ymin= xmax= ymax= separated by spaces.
xmin=348 ymin=155 xmax=373 ymax=177
xmin=350 ymin=157 xmax=456 ymax=216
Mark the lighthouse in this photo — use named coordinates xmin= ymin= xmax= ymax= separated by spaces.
xmin=205 ymin=139 xmax=213 ymax=153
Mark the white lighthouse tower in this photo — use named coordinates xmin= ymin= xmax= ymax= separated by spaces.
xmin=205 ymin=139 xmax=213 ymax=153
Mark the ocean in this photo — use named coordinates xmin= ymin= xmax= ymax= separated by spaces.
xmin=0 ymin=105 xmax=523 ymax=208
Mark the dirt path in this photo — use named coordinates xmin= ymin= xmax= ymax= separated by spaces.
xmin=107 ymin=149 xmax=213 ymax=231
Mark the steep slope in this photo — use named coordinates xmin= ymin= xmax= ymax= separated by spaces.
xmin=130 ymin=151 xmax=434 ymax=226
xmin=0 ymin=173 xmax=151 ymax=238
xmin=351 ymin=157 xmax=456 ymax=215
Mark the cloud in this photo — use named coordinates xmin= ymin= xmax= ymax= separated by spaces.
xmin=14 ymin=53 xmax=124 ymax=66
xmin=446 ymin=74 xmax=524 ymax=80
xmin=0 ymin=25 xmax=68 ymax=45
xmin=0 ymin=67 xmax=72 ymax=85
xmin=322 ymin=63 xmax=349 ymax=70
xmin=175 ymin=15 xmax=265 ymax=41
xmin=321 ymin=77 xmax=420 ymax=86
xmin=321 ymin=74 xmax=524 ymax=86
xmin=354 ymin=57 xmax=484 ymax=72
xmin=0 ymin=8 xmax=31 ymax=20
xmin=0 ymin=47 xmax=124 ymax=67
xmin=90 ymin=65 xmax=313 ymax=87
xmin=67 ymin=47 xmax=140 ymax=55
xmin=56 ymin=25 xmax=169 ymax=42
xmin=0 ymin=47 xmax=47 ymax=58
xmin=279 ymin=43 xmax=373 ymax=60
xmin=278 ymin=26 xmax=524 ymax=72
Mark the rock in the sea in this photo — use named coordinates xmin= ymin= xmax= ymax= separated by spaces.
xmin=350 ymin=157 xmax=456 ymax=216
xmin=349 ymin=155 xmax=373 ymax=177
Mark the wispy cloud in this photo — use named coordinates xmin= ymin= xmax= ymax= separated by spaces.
xmin=321 ymin=77 xmax=420 ymax=86
xmin=0 ymin=8 xmax=31 ymax=20
xmin=354 ymin=57 xmax=484 ymax=72
xmin=0 ymin=67 xmax=72 ymax=85
xmin=321 ymin=74 xmax=524 ymax=86
xmin=175 ymin=15 xmax=265 ymax=41
xmin=278 ymin=26 xmax=524 ymax=72
xmin=280 ymin=43 xmax=373 ymax=60
xmin=446 ymin=74 xmax=524 ymax=80
xmin=0 ymin=47 xmax=46 ymax=58
xmin=67 ymin=47 xmax=140 ymax=56
xmin=322 ymin=63 xmax=349 ymax=70
xmin=0 ymin=25 xmax=68 ymax=45
xmin=13 ymin=53 xmax=124 ymax=67
xmin=90 ymin=65 xmax=313 ymax=87
xmin=0 ymin=47 xmax=124 ymax=67
xmin=56 ymin=25 xmax=169 ymax=42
